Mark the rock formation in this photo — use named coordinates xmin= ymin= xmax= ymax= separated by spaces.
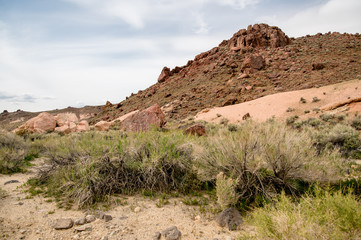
xmin=122 ymin=104 xmax=165 ymax=132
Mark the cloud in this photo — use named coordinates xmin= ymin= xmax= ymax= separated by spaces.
xmin=0 ymin=91 xmax=54 ymax=103
xmin=279 ymin=0 xmax=361 ymax=37
xmin=63 ymin=0 xmax=260 ymax=30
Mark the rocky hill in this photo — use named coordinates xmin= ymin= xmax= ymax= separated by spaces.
xmin=92 ymin=23 xmax=361 ymax=124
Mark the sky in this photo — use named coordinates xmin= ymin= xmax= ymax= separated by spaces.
xmin=0 ymin=0 xmax=360 ymax=112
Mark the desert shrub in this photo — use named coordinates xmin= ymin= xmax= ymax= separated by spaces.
xmin=305 ymin=118 xmax=322 ymax=127
xmin=34 ymin=130 xmax=201 ymax=207
xmin=320 ymin=113 xmax=335 ymax=122
xmin=227 ymin=124 xmax=238 ymax=132
xmin=351 ymin=116 xmax=361 ymax=130
xmin=0 ymin=130 xmax=31 ymax=174
xmin=286 ymin=115 xmax=298 ymax=125
xmin=195 ymin=121 xmax=343 ymax=205
xmin=314 ymin=124 xmax=361 ymax=158
xmin=216 ymin=172 xmax=239 ymax=210
xmin=242 ymin=189 xmax=361 ymax=240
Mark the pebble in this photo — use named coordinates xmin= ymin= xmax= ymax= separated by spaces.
xmin=101 ymin=237 xmax=108 ymax=240
xmin=103 ymin=215 xmax=112 ymax=222
xmin=134 ymin=207 xmax=141 ymax=213
xmin=74 ymin=224 xmax=92 ymax=232
xmin=74 ymin=218 xmax=86 ymax=225
xmin=85 ymin=215 xmax=96 ymax=223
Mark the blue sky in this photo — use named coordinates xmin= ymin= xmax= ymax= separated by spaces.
xmin=0 ymin=0 xmax=360 ymax=112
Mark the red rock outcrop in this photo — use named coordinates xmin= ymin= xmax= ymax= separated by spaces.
xmin=158 ymin=67 xmax=171 ymax=83
xmin=122 ymin=104 xmax=165 ymax=132
xmin=229 ymin=23 xmax=290 ymax=50
xmin=242 ymin=55 xmax=265 ymax=70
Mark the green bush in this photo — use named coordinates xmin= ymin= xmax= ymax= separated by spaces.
xmin=35 ymin=130 xmax=201 ymax=207
xmin=351 ymin=116 xmax=361 ymax=130
xmin=0 ymin=130 xmax=31 ymax=174
xmin=195 ymin=121 xmax=343 ymax=204
xmin=314 ymin=124 xmax=361 ymax=158
xmin=242 ymin=188 xmax=361 ymax=239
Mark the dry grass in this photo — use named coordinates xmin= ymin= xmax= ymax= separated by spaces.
xmin=240 ymin=188 xmax=361 ymax=240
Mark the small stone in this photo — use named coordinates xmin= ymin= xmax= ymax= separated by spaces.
xmin=134 ymin=207 xmax=141 ymax=213
xmin=103 ymin=215 xmax=112 ymax=222
xmin=194 ymin=215 xmax=201 ymax=221
xmin=96 ymin=212 xmax=105 ymax=219
xmin=14 ymin=202 xmax=24 ymax=205
xmin=161 ymin=226 xmax=182 ymax=240
xmin=85 ymin=215 xmax=96 ymax=223
xmin=216 ymin=208 xmax=243 ymax=231
xmin=54 ymin=218 xmax=74 ymax=230
xmin=74 ymin=224 xmax=92 ymax=232
xmin=101 ymin=237 xmax=108 ymax=240
xmin=74 ymin=218 xmax=86 ymax=225
xmin=153 ymin=231 xmax=161 ymax=240
xmin=20 ymin=229 xmax=26 ymax=234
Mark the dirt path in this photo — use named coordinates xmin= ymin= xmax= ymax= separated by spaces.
xmin=0 ymin=159 xmax=246 ymax=240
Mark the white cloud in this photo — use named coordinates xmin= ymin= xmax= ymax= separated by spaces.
xmin=64 ymin=0 xmax=260 ymax=30
xmin=279 ymin=0 xmax=361 ymax=37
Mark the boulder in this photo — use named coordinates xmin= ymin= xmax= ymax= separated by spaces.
xmin=216 ymin=208 xmax=243 ymax=231
xmin=54 ymin=124 xmax=71 ymax=134
xmin=122 ymin=104 xmax=165 ymax=132
xmin=242 ymin=55 xmax=265 ymax=70
xmin=54 ymin=218 xmax=74 ymax=230
xmin=76 ymin=120 xmax=90 ymax=132
xmin=94 ymin=121 xmax=111 ymax=131
xmin=161 ymin=226 xmax=182 ymax=240
xmin=184 ymin=124 xmax=206 ymax=136
xmin=158 ymin=67 xmax=171 ymax=83
xmin=229 ymin=23 xmax=290 ymax=50
xmin=55 ymin=113 xmax=78 ymax=127
xmin=312 ymin=63 xmax=325 ymax=70
xmin=15 ymin=112 xmax=56 ymax=134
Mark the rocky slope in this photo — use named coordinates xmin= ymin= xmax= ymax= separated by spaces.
xmin=92 ymin=24 xmax=361 ymax=124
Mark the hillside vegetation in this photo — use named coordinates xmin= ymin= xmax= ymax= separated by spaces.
xmin=1 ymin=114 xmax=357 ymax=238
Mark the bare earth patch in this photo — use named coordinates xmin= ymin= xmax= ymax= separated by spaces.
xmin=0 ymin=159 xmax=245 ymax=240
xmin=195 ymin=79 xmax=361 ymax=123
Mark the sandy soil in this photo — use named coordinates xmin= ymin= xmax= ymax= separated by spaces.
xmin=195 ymin=79 xmax=361 ymax=123
xmin=0 ymin=159 xmax=247 ymax=240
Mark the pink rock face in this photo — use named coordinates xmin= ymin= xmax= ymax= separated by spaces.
xmin=94 ymin=121 xmax=111 ymax=131
xmin=55 ymin=125 xmax=71 ymax=134
xmin=16 ymin=112 xmax=56 ymax=134
xmin=229 ymin=23 xmax=290 ymax=50
xmin=157 ymin=67 xmax=171 ymax=83
xmin=242 ymin=55 xmax=265 ymax=70
xmin=76 ymin=120 xmax=90 ymax=132
xmin=122 ymin=104 xmax=165 ymax=132
xmin=55 ymin=113 xmax=79 ymax=127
